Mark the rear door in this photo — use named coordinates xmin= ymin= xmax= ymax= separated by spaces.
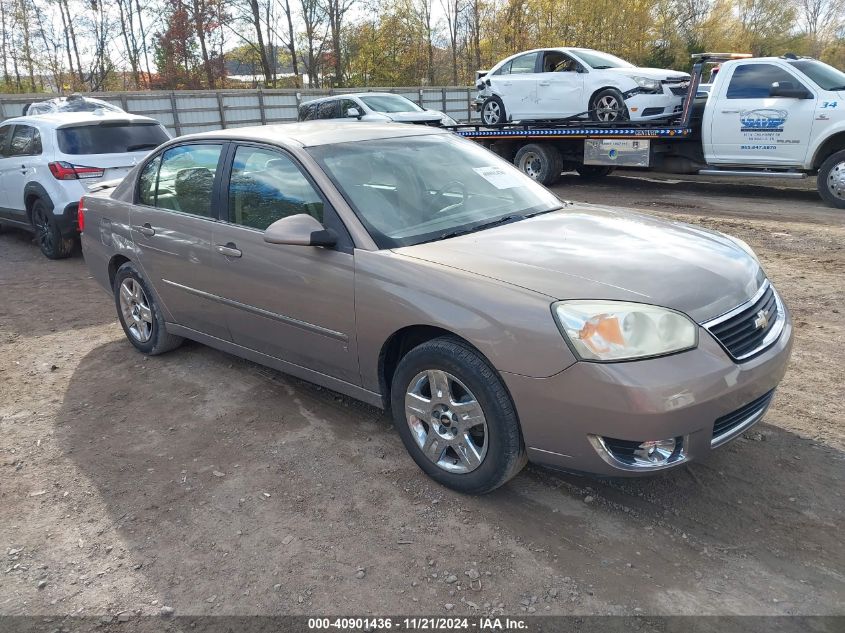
xmin=54 ymin=120 xmax=170 ymax=185
xmin=0 ymin=124 xmax=12 ymax=212
xmin=707 ymin=62 xmax=816 ymax=166
xmin=492 ymin=52 xmax=541 ymax=120
xmin=536 ymin=50 xmax=586 ymax=118
xmin=4 ymin=124 xmax=43 ymax=216
xmin=207 ymin=143 xmax=359 ymax=383
xmin=128 ymin=142 xmax=231 ymax=340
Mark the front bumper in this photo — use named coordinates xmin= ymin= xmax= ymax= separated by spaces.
xmin=502 ymin=307 xmax=793 ymax=477
xmin=623 ymin=91 xmax=684 ymax=120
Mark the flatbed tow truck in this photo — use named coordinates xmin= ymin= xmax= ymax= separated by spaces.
xmin=448 ymin=53 xmax=845 ymax=209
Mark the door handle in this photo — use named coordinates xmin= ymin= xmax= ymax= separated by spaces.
xmin=215 ymin=243 xmax=242 ymax=258
xmin=539 ymin=81 xmax=550 ymax=86
xmin=132 ymin=223 xmax=156 ymax=237
xmin=721 ymin=110 xmax=740 ymax=114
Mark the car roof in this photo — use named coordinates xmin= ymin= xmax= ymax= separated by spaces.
xmin=172 ymin=121 xmax=448 ymax=148
xmin=1 ymin=111 xmax=158 ymax=128
xmin=301 ymin=92 xmax=408 ymax=105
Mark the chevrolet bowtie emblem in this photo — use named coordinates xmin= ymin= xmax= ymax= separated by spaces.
xmin=753 ymin=309 xmax=770 ymax=330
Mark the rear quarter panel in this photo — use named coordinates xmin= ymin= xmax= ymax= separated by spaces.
xmin=80 ymin=192 xmax=137 ymax=294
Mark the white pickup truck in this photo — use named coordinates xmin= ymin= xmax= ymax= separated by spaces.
xmin=458 ymin=53 xmax=845 ymax=208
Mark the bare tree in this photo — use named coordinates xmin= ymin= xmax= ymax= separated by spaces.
xmin=322 ymin=0 xmax=355 ymax=86
xmin=799 ymin=0 xmax=845 ymax=56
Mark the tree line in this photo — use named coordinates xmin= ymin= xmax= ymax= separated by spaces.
xmin=0 ymin=0 xmax=843 ymax=93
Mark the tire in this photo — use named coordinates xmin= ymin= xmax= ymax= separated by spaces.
xmin=590 ymin=88 xmax=629 ymax=122
xmin=390 ymin=337 xmax=527 ymax=494
xmin=817 ymin=149 xmax=845 ymax=209
xmin=576 ymin=165 xmax=615 ymax=180
xmin=481 ymin=95 xmax=506 ymax=125
xmin=113 ymin=262 xmax=183 ymax=355
xmin=514 ymin=143 xmax=563 ymax=186
xmin=31 ymin=198 xmax=75 ymax=259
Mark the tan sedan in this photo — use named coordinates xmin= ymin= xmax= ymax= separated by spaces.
xmin=80 ymin=122 xmax=793 ymax=493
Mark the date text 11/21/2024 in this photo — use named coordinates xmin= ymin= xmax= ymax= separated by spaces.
xmin=307 ymin=617 xmax=530 ymax=630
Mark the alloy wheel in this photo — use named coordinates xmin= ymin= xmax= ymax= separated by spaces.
xmin=33 ymin=207 xmax=53 ymax=253
xmin=404 ymin=369 xmax=488 ymax=474
xmin=483 ymin=101 xmax=501 ymax=125
xmin=595 ymin=95 xmax=623 ymax=121
xmin=119 ymin=278 xmax=154 ymax=343
xmin=826 ymin=160 xmax=845 ymax=201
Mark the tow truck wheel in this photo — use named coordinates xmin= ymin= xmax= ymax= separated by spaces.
xmin=817 ymin=150 xmax=845 ymax=209
xmin=576 ymin=165 xmax=615 ymax=180
xmin=481 ymin=96 xmax=506 ymax=126
xmin=590 ymin=89 xmax=629 ymax=122
xmin=514 ymin=143 xmax=563 ymax=186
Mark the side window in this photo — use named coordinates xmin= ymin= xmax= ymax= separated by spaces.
xmin=726 ymin=64 xmax=804 ymax=99
xmin=155 ymin=144 xmax=223 ymax=218
xmin=138 ymin=155 xmax=161 ymax=206
xmin=0 ymin=125 xmax=10 ymax=156
xmin=9 ymin=125 xmax=42 ymax=156
xmin=228 ymin=146 xmax=324 ymax=231
xmin=340 ymin=99 xmax=360 ymax=116
xmin=510 ymin=52 xmax=538 ymax=74
xmin=494 ymin=60 xmax=512 ymax=76
xmin=317 ymin=100 xmax=339 ymax=119
xmin=299 ymin=103 xmax=317 ymax=121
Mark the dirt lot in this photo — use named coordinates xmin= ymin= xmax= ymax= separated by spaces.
xmin=1 ymin=172 xmax=843 ymax=622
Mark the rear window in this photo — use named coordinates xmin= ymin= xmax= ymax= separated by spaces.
xmin=57 ymin=123 xmax=169 ymax=155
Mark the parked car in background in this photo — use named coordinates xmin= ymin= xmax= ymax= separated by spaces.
xmin=24 ymin=94 xmax=125 ymax=116
xmin=298 ymin=93 xmax=457 ymax=126
xmin=0 ymin=110 xmax=170 ymax=258
xmin=476 ymin=47 xmax=690 ymax=124
xmin=81 ymin=121 xmax=791 ymax=493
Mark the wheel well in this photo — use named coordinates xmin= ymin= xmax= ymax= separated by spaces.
xmin=813 ymin=132 xmax=845 ymax=170
xmin=108 ymin=255 xmax=131 ymax=288
xmin=378 ymin=325 xmax=477 ymax=409
xmin=588 ymin=86 xmax=623 ymax=106
xmin=24 ymin=193 xmax=40 ymax=221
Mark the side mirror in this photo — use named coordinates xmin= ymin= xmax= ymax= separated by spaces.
xmin=346 ymin=107 xmax=361 ymax=118
xmin=263 ymin=214 xmax=337 ymax=248
xmin=769 ymin=81 xmax=811 ymax=99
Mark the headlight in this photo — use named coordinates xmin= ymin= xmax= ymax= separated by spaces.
xmin=552 ymin=301 xmax=698 ymax=361
xmin=631 ymin=76 xmax=662 ymax=93
xmin=441 ymin=114 xmax=457 ymax=126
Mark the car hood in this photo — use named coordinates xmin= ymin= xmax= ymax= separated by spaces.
xmin=604 ymin=67 xmax=690 ymax=81
xmin=384 ymin=111 xmax=443 ymax=123
xmin=394 ymin=206 xmax=763 ymax=323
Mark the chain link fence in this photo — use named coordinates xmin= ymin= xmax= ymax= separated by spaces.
xmin=0 ymin=87 xmax=480 ymax=135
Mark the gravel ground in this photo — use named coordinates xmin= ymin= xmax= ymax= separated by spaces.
xmin=0 ymin=173 xmax=843 ymax=623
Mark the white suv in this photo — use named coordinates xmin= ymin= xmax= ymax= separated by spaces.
xmin=0 ymin=111 xmax=170 ymax=258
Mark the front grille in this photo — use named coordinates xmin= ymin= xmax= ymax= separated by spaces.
xmin=669 ymin=86 xmax=688 ymax=96
xmin=705 ymin=282 xmax=780 ymax=360
xmin=712 ymin=390 xmax=775 ymax=441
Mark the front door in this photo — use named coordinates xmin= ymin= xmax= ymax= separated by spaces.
xmin=208 ymin=144 xmax=359 ymax=384
xmin=536 ymin=51 xmax=586 ymax=118
xmin=128 ymin=142 xmax=232 ymax=341
xmin=709 ymin=62 xmax=816 ymax=166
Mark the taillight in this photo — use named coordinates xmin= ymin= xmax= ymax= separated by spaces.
xmin=77 ymin=197 xmax=86 ymax=232
xmin=48 ymin=161 xmax=105 ymax=180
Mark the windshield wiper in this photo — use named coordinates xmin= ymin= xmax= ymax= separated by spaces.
xmin=126 ymin=143 xmax=159 ymax=151
xmin=438 ymin=206 xmax=565 ymax=241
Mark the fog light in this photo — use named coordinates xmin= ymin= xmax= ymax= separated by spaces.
xmin=633 ymin=438 xmax=676 ymax=464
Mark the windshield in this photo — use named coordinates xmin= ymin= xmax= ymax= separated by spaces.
xmin=572 ymin=49 xmax=634 ymax=70
xmin=308 ymin=134 xmax=562 ymax=249
xmin=57 ymin=122 xmax=169 ymax=155
xmin=789 ymin=59 xmax=845 ymax=90
xmin=359 ymin=95 xmax=423 ymax=113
